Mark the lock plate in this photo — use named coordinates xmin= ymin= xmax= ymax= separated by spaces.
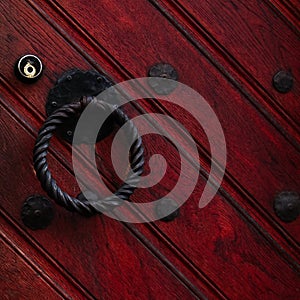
xmin=46 ymin=69 xmax=117 ymax=143
xmin=15 ymin=54 xmax=43 ymax=83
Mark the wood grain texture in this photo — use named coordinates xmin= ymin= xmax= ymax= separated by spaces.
xmin=27 ymin=0 xmax=300 ymax=250
xmin=1 ymin=238 xmax=63 ymax=300
xmin=148 ymin=0 xmax=300 ymax=148
xmin=156 ymin=0 xmax=300 ymax=125
xmin=270 ymin=0 xmax=300 ymax=28
xmin=1 ymin=0 xmax=300 ymax=299
xmin=1 ymin=97 xmax=299 ymax=299
xmin=0 ymin=102 xmax=197 ymax=298
xmin=0 ymin=80 xmax=220 ymax=299
xmin=1 ymin=208 xmax=100 ymax=300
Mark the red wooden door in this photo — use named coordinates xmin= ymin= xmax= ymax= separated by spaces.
xmin=1 ymin=0 xmax=299 ymax=299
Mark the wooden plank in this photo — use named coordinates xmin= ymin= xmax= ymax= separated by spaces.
xmin=0 ymin=101 xmax=198 ymax=298
xmin=1 ymin=0 xmax=299 ymax=298
xmin=269 ymin=0 xmax=300 ymax=29
xmin=1 ymin=211 xmax=97 ymax=299
xmin=1 ymin=99 xmax=299 ymax=299
xmin=154 ymin=0 xmax=300 ymax=126
xmin=40 ymin=0 xmax=300 ymax=142
xmin=1 ymin=238 xmax=63 ymax=300
xmin=25 ymin=0 xmax=300 ymax=248
xmin=0 ymin=81 xmax=223 ymax=299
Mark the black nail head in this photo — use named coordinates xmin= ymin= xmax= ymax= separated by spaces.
xmin=148 ymin=63 xmax=178 ymax=95
xmin=272 ymin=71 xmax=293 ymax=93
xmin=274 ymin=191 xmax=300 ymax=222
xmin=21 ymin=195 xmax=54 ymax=230
xmin=155 ymin=198 xmax=180 ymax=222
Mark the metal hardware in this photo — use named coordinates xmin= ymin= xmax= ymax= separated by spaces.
xmin=14 ymin=54 xmax=43 ymax=83
xmin=272 ymin=71 xmax=293 ymax=93
xmin=77 ymin=191 xmax=100 ymax=203
xmin=34 ymin=96 xmax=144 ymax=216
xmin=21 ymin=195 xmax=54 ymax=230
xmin=155 ymin=198 xmax=180 ymax=222
xmin=77 ymin=191 xmax=101 ymax=215
xmin=148 ymin=63 xmax=178 ymax=95
xmin=274 ymin=191 xmax=300 ymax=222
xmin=46 ymin=69 xmax=116 ymax=143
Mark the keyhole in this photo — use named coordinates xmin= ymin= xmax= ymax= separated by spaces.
xmin=24 ymin=62 xmax=36 ymax=78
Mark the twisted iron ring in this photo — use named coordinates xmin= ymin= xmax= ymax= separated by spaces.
xmin=33 ymin=96 xmax=144 ymax=216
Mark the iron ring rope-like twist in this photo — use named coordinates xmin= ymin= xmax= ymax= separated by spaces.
xmin=33 ymin=96 xmax=144 ymax=216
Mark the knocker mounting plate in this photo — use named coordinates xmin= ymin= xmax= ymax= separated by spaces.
xmin=46 ymin=69 xmax=117 ymax=143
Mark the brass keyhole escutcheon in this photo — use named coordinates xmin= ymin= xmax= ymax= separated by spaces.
xmin=23 ymin=61 xmax=37 ymax=78
xmin=14 ymin=54 xmax=43 ymax=83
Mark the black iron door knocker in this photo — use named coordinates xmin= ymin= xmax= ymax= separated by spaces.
xmin=32 ymin=69 xmax=144 ymax=217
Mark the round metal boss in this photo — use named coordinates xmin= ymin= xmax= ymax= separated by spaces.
xmin=272 ymin=71 xmax=293 ymax=93
xmin=155 ymin=198 xmax=180 ymax=222
xmin=21 ymin=195 xmax=54 ymax=230
xmin=274 ymin=191 xmax=300 ymax=222
xmin=15 ymin=54 xmax=43 ymax=83
xmin=148 ymin=63 xmax=178 ymax=95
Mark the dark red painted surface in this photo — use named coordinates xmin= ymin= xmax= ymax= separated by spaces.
xmin=0 ymin=0 xmax=299 ymax=299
